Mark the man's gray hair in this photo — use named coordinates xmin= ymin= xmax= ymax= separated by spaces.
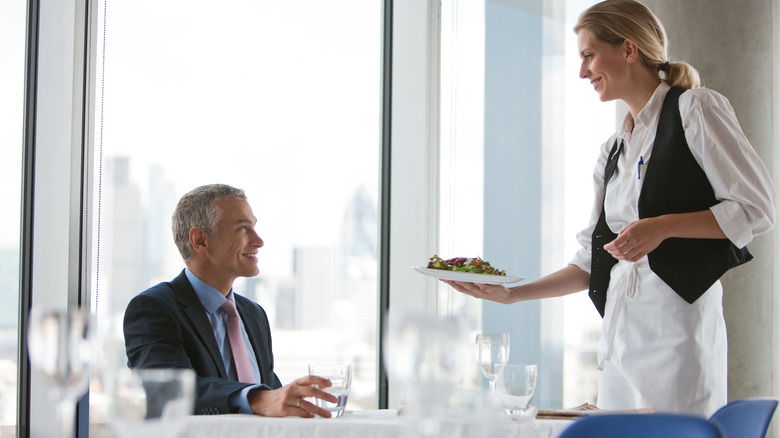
xmin=172 ymin=184 xmax=247 ymax=261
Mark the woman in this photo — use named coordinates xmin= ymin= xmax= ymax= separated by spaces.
xmin=445 ymin=0 xmax=775 ymax=416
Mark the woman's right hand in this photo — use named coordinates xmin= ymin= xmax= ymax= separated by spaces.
xmin=441 ymin=280 xmax=514 ymax=304
xmin=441 ymin=265 xmax=591 ymax=305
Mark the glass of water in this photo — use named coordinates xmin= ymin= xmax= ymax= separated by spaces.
xmin=498 ymin=364 xmax=537 ymax=415
xmin=308 ymin=363 xmax=351 ymax=418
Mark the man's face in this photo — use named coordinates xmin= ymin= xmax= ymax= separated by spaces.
xmin=204 ymin=198 xmax=264 ymax=281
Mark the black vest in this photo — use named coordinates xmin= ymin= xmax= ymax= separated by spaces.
xmin=587 ymin=87 xmax=752 ymax=317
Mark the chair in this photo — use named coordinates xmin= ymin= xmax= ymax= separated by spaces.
xmin=709 ymin=398 xmax=778 ymax=438
xmin=558 ymin=413 xmax=725 ymax=438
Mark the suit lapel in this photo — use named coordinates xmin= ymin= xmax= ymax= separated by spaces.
xmin=171 ymin=271 xmax=229 ymax=378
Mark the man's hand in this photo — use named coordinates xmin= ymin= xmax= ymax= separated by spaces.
xmin=248 ymin=375 xmax=338 ymax=418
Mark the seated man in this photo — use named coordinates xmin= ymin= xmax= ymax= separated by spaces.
xmin=124 ymin=184 xmax=337 ymax=417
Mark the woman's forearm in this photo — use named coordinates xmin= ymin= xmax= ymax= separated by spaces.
xmin=508 ymin=264 xmax=590 ymax=303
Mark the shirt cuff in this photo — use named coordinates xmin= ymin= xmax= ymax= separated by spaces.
xmin=710 ymin=201 xmax=751 ymax=248
xmin=568 ymin=247 xmax=592 ymax=274
xmin=230 ymin=384 xmax=271 ymax=414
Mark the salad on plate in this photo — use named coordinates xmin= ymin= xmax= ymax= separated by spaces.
xmin=426 ymin=254 xmax=506 ymax=276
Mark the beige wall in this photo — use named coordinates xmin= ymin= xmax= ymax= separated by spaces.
xmin=643 ymin=0 xmax=779 ymax=432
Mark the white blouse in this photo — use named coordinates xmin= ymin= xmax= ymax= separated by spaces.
xmin=570 ymin=81 xmax=775 ymax=273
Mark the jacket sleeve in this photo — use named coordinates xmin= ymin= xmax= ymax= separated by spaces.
xmin=123 ymin=292 xmax=251 ymax=414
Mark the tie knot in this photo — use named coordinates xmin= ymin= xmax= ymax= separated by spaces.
xmin=220 ymin=299 xmax=239 ymax=318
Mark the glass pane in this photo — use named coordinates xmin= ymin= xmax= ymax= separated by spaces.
xmin=439 ymin=0 xmax=614 ymax=409
xmin=89 ymin=0 xmax=382 ymax=429
xmin=0 ymin=0 xmax=26 ymax=434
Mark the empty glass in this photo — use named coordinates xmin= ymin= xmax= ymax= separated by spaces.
xmin=111 ymin=368 xmax=196 ymax=438
xmin=308 ymin=363 xmax=351 ymax=418
xmin=498 ymin=364 xmax=537 ymax=415
xmin=475 ymin=333 xmax=510 ymax=397
xmin=27 ymin=307 xmax=98 ymax=438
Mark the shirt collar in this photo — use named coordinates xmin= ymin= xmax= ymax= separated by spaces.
xmin=185 ymin=267 xmax=234 ymax=314
xmin=617 ymin=81 xmax=671 ymax=140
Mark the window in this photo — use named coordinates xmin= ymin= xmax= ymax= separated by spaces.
xmin=89 ymin=0 xmax=383 ymax=428
xmin=439 ymin=0 xmax=616 ymax=408
xmin=0 ymin=0 xmax=26 ymax=433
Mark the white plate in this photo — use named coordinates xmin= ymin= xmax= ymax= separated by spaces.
xmin=412 ymin=267 xmax=525 ymax=285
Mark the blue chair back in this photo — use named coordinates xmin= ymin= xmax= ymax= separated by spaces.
xmin=559 ymin=413 xmax=725 ymax=438
xmin=709 ymin=398 xmax=778 ymax=438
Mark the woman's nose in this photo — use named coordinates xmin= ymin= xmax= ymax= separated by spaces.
xmin=579 ymin=63 xmax=588 ymax=79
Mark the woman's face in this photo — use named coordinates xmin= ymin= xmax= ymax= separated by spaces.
xmin=577 ymin=29 xmax=631 ymax=103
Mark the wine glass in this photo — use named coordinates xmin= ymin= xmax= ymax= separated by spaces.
xmin=383 ymin=312 xmax=469 ymax=437
xmin=27 ymin=307 xmax=98 ymax=438
xmin=111 ymin=368 xmax=196 ymax=438
xmin=475 ymin=333 xmax=510 ymax=397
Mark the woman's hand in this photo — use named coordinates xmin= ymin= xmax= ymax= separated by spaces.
xmin=442 ymin=265 xmax=589 ymax=304
xmin=604 ymin=211 xmax=726 ymax=262
xmin=248 ymin=375 xmax=338 ymax=418
xmin=441 ymin=280 xmax=513 ymax=304
xmin=603 ymin=217 xmax=667 ymax=262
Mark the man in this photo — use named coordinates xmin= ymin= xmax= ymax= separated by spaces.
xmin=124 ymin=184 xmax=337 ymax=417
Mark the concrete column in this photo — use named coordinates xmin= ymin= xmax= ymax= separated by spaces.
xmin=644 ymin=0 xmax=778 ymax=421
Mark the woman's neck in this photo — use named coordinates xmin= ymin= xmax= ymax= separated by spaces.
xmin=624 ymin=68 xmax=662 ymax=119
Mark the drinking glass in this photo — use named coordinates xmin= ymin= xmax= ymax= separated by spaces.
xmin=308 ymin=363 xmax=351 ymax=418
xmin=475 ymin=333 xmax=510 ymax=397
xmin=498 ymin=364 xmax=537 ymax=415
xmin=111 ymin=368 xmax=196 ymax=438
xmin=27 ymin=307 xmax=98 ymax=438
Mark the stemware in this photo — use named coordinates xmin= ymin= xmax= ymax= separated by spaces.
xmin=475 ymin=333 xmax=510 ymax=397
xmin=111 ymin=368 xmax=196 ymax=438
xmin=27 ymin=307 xmax=98 ymax=438
xmin=383 ymin=312 xmax=469 ymax=438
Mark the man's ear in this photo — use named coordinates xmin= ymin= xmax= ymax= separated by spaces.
xmin=623 ymin=38 xmax=640 ymax=64
xmin=188 ymin=227 xmax=208 ymax=255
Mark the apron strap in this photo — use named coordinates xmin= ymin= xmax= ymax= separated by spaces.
xmin=597 ymin=262 xmax=640 ymax=371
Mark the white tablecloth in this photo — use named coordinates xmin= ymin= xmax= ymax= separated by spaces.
xmin=183 ymin=409 xmax=573 ymax=438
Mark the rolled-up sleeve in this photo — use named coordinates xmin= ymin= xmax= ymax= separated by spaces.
xmin=568 ymin=138 xmax=616 ymax=274
xmin=681 ymin=89 xmax=776 ymax=248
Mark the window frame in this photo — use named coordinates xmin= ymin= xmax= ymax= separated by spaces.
xmin=18 ymin=0 xmax=437 ymax=432
xmin=18 ymin=0 xmax=97 ymax=436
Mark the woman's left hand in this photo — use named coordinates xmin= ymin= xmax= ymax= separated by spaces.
xmin=603 ymin=217 xmax=667 ymax=262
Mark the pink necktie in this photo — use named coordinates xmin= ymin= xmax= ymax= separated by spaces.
xmin=220 ymin=299 xmax=256 ymax=384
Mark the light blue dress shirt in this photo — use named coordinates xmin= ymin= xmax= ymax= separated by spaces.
xmin=185 ymin=268 xmax=266 ymax=413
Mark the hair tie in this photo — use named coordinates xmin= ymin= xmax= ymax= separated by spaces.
xmin=657 ymin=61 xmax=669 ymax=71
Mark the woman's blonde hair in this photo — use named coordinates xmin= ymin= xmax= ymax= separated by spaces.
xmin=573 ymin=0 xmax=700 ymax=89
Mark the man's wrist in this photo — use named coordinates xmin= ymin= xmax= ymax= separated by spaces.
xmin=231 ymin=384 xmax=269 ymax=414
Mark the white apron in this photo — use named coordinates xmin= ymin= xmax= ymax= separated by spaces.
xmin=596 ymin=259 xmax=727 ymax=417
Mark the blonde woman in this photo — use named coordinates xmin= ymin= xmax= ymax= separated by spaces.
xmin=445 ymin=0 xmax=775 ymax=416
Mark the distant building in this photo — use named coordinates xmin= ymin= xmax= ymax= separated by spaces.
xmin=98 ymin=157 xmax=144 ymax=319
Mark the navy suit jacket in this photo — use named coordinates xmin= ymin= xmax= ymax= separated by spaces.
xmin=123 ymin=270 xmax=283 ymax=415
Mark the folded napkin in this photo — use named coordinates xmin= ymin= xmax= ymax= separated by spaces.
xmin=536 ymin=403 xmax=656 ymax=419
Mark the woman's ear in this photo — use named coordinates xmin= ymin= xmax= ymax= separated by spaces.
xmin=623 ymin=38 xmax=640 ymax=64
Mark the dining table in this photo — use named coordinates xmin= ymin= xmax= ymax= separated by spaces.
xmin=182 ymin=408 xmax=574 ymax=438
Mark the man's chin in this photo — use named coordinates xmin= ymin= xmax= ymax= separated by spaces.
xmin=243 ymin=267 xmax=260 ymax=278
